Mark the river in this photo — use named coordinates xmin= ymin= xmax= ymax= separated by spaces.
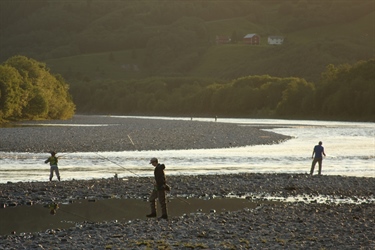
xmin=0 ymin=117 xmax=373 ymax=183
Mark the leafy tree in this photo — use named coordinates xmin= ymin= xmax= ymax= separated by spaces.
xmin=276 ymin=78 xmax=315 ymax=116
xmin=0 ymin=65 xmax=26 ymax=120
xmin=23 ymin=91 xmax=48 ymax=118
xmin=316 ymin=59 xmax=375 ymax=119
xmin=1 ymin=56 xmax=75 ymax=121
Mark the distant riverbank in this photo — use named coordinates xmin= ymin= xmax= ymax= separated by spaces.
xmin=0 ymin=115 xmax=291 ymax=153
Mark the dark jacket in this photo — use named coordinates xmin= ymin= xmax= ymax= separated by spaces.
xmin=154 ymin=164 xmax=166 ymax=190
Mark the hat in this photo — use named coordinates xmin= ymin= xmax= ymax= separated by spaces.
xmin=50 ymin=151 xmax=56 ymax=155
xmin=149 ymin=157 xmax=158 ymax=164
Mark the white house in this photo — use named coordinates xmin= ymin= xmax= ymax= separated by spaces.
xmin=268 ymin=36 xmax=284 ymax=45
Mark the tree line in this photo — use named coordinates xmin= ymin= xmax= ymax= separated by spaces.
xmin=70 ymin=59 xmax=374 ymax=121
xmin=0 ymin=56 xmax=75 ymax=122
xmin=1 ymin=57 xmax=373 ymax=122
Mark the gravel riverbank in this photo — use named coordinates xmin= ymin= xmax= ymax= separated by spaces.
xmin=0 ymin=116 xmax=374 ymax=249
xmin=0 ymin=115 xmax=290 ymax=153
xmin=0 ymin=174 xmax=374 ymax=249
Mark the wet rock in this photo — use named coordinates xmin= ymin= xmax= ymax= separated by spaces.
xmin=0 ymin=168 xmax=374 ymax=249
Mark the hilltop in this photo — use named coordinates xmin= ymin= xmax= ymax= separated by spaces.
xmin=1 ymin=1 xmax=374 ymax=121
xmin=0 ymin=0 xmax=373 ymax=83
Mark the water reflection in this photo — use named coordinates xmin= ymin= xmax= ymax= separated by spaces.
xmin=0 ymin=117 xmax=374 ymax=183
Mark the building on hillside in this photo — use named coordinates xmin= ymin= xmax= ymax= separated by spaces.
xmin=268 ymin=36 xmax=284 ymax=45
xmin=216 ymin=35 xmax=231 ymax=44
xmin=243 ymin=33 xmax=260 ymax=45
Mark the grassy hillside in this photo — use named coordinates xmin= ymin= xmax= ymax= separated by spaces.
xmin=287 ymin=11 xmax=375 ymax=45
xmin=46 ymin=49 xmax=146 ymax=81
xmin=45 ymin=10 xmax=374 ymax=83
xmin=1 ymin=0 xmax=372 ymax=83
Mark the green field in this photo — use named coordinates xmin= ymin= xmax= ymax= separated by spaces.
xmin=45 ymin=10 xmax=374 ymax=83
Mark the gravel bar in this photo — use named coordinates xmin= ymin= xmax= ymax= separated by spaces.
xmin=0 ymin=115 xmax=290 ymax=153
xmin=0 ymin=116 xmax=374 ymax=249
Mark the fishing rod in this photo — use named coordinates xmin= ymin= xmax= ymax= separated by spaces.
xmin=70 ymin=133 xmax=190 ymax=205
xmin=60 ymin=135 xmax=137 ymax=176
xmin=93 ymin=152 xmax=143 ymax=178
xmin=57 ymin=152 xmax=75 ymax=158
xmin=96 ymin=151 xmax=190 ymax=203
xmin=126 ymin=134 xmax=191 ymax=205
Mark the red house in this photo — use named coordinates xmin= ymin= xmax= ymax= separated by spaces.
xmin=243 ymin=33 xmax=260 ymax=45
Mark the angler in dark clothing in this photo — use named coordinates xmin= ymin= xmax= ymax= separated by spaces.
xmin=310 ymin=141 xmax=326 ymax=176
xmin=45 ymin=151 xmax=60 ymax=181
xmin=146 ymin=157 xmax=169 ymax=220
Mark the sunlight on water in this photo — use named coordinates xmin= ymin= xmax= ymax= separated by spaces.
xmin=0 ymin=117 xmax=374 ymax=183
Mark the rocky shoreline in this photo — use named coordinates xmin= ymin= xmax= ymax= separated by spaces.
xmin=0 ymin=116 xmax=374 ymax=249
xmin=0 ymin=174 xmax=374 ymax=249
xmin=0 ymin=115 xmax=291 ymax=153
xmin=1 ymin=173 xmax=374 ymax=207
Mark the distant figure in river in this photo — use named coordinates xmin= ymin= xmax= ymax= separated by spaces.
xmin=310 ymin=141 xmax=326 ymax=176
xmin=45 ymin=151 xmax=60 ymax=181
xmin=146 ymin=157 xmax=170 ymax=220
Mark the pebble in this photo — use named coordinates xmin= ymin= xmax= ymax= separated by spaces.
xmin=0 ymin=116 xmax=374 ymax=248
xmin=0 ymin=174 xmax=374 ymax=249
xmin=0 ymin=115 xmax=291 ymax=153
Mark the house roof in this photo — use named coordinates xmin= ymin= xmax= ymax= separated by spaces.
xmin=244 ymin=33 xmax=258 ymax=38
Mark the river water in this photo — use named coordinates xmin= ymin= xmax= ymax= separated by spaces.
xmin=0 ymin=117 xmax=374 ymax=183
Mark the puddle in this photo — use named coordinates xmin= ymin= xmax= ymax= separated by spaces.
xmin=0 ymin=198 xmax=277 ymax=236
xmin=1 ymin=192 xmax=373 ymax=236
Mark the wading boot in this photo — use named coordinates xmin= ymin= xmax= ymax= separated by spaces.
xmin=158 ymin=214 xmax=168 ymax=220
xmin=146 ymin=213 xmax=157 ymax=218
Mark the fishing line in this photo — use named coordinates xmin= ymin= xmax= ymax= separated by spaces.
xmin=126 ymin=134 xmax=191 ymax=205
xmin=57 ymin=152 xmax=74 ymax=158
xmin=71 ymin=132 xmax=190 ymax=205
xmin=62 ymin=132 xmax=142 ymax=178
xmin=93 ymin=152 xmax=143 ymax=178
xmin=95 ymin=152 xmax=190 ymax=205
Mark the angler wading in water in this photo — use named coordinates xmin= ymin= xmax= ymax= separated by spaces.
xmin=45 ymin=151 xmax=60 ymax=181
xmin=147 ymin=157 xmax=170 ymax=220
xmin=310 ymin=141 xmax=326 ymax=176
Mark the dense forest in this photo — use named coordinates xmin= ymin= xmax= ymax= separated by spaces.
xmin=70 ymin=59 xmax=374 ymax=121
xmin=0 ymin=0 xmax=374 ymax=121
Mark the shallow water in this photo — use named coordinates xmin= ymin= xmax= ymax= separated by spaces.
xmin=0 ymin=117 xmax=374 ymax=183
